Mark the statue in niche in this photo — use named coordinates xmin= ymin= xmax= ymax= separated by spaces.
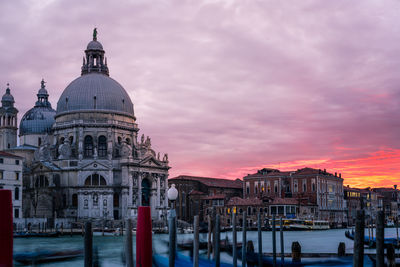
xmin=93 ymin=193 xmax=98 ymax=206
xmin=157 ymin=152 xmax=160 ymax=160
xmin=84 ymin=199 xmax=88 ymax=209
xmin=58 ymin=138 xmax=71 ymax=160
xmin=141 ymin=134 xmax=145 ymax=144
xmin=121 ymin=141 xmax=132 ymax=158
xmin=36 ymin=138 xmax=51 ymax=162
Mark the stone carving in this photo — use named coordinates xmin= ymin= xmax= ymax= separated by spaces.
xmin=58 ymin=139 xmax=71 ymax=160
xmin=157 ymin=152 xmax=160 ymax=160
xmin=121 ymin=141 xmax=132 ymax=158
xmin=163 ymin=153 xmax=168 ymax=162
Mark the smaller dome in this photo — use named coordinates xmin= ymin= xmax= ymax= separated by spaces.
xmin=20 ymin=107 xmax=56 ymax=135
xmin=20 ymin=80 xmax=56 ymax=136
xmin=2 ymin=85 xmax=14 ymax=105
xmin=87 ymin=40 xmax=103 ymax=51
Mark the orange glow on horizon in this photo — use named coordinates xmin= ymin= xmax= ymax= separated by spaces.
xmin=258 ymin=149 xmax=400 ymax=188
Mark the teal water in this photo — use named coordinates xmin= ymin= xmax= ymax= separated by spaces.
xmin=14 ymin=228 xmax=400 ymax=266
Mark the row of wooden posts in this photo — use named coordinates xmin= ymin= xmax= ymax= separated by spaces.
xmin=353 ymin=210 xmax=398 ymax=267
xmin=171 ymin=209 xmax=399 ymax=267
xmin=170 ymin=211 xmax=300 ymax=267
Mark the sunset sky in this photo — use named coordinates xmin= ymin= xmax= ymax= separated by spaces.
xmin=1 ymin=1 xmax=399 ymax=188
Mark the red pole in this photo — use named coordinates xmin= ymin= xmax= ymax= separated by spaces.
xmin=136 ymin=206 xmax=152 ymax=267
xmin=0 ymin=190 xmax=13 ymax=267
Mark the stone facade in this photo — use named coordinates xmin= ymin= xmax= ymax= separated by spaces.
xmin=4 ymin=30 xmax=170 ymax=222
xmin=243 ymin=167 xmax=345 ymax=226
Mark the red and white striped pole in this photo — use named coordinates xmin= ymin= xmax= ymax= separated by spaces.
xmin=136 ymin=206 xmax=152 ymax=267
xmin=0 ymin=189 xmax=13 ymax=267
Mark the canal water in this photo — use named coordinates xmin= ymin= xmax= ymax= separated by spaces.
xmin=14 ymin=228 xmax=400 ymax=266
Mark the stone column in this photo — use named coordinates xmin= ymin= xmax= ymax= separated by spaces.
xmin=78 ymin=127 xmax=83 ymax=160
xmin=138 ymin=173 xmax=142 ymax=207
xmin=129 ymin=172 xmax=133 ymax=206
xmin=157 ymin=174 xmax=161 ymax=207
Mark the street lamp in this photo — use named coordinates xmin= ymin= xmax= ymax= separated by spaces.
xmin=167 ymin=184 xmax=178 ymax=267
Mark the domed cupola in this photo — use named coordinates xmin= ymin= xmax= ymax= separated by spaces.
xmin=1 ymin=83 xmax=15 ymax=108
xmin=19 ymin=79 xmax=56 ymax=136
xmin=56 ymin=29 xmax=134 ymax=117
xmin=81 ymin=28 xmax=109 ymax=76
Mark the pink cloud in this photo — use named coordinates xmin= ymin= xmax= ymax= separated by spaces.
xmin=0 ymin=1 xmax=399 ymax=187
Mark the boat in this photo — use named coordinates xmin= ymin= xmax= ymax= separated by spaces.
xmin=153 ymin=252 xmax=233 ymax=267
xmin=13 ymin=232 xmax=60 ymax=238
xmin=14 ymin=249 xmax=83 ymax=264
xmin=244 ymin=251 xmax=375 ymax=266
xmin=345 ymin=230 xmax=400 ymax=248
xmin=290 ymin=220 xmax=330 ymax=230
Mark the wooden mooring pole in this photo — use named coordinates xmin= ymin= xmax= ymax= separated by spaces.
xmin=84 ymin=222 xmax=93 ymax=267
xmin=280 ymin=217 xmax=284 ymax=266
xmin=376 ymin=210 xmax=384 ymax=267
xmin=232 ymin=212 xmax=237 ymax=267
xmin=207 ymin=215 xmax=212 ymax=260
xmin=215 ymin=214 xmax=220 ymax=267
xmin=242 ymin=211 xmax=247 ymax=267
xmin=272 ymin=214 xmax=276 ymax=267
xmin=125 ymin=219 xmax=133 ymax=267
xmin=353 ymin=210 xmax=364 ymax=267
xmin=257 ymin=213 xmax=262 ymax=267
xmin=193 ymin=215 xmax=199 ymax=267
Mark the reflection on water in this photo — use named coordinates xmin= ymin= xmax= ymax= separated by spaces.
xmin=14 ymin=228 xmax=400 ymax=266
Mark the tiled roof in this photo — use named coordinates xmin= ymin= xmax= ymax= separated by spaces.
xmin=245 ymin=167 xmax=343 ymax=179
xmin=169 ymin=175 xmax=242 ymax=189
xmin=201 ymin=194 xmax=226 ymax=200
xmin=226 ymin=197 xmax=262 ymax=206
xmin=189 ymin=190 xmax=205 ymax=196
xmin=270 ymin=197 xmax=299 ymax=205
xmin=0 ymin=151 xmax=22 ymax=158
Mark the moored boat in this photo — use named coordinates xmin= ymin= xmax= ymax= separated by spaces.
xmin=14 ymin=249 xmax=83 ymax=264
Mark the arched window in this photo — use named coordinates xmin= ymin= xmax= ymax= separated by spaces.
xmin=126 ymin=138 xmax=131 ymax=145
xmin=117 ymin=137 xmax=122 ymax=145
xmin=98 ymin=136 xmax=107 ymax=157
xmin=35 ymin=175 xmax=49 ymax=187
xmin=84 ymin=136 xmax=93 ymax=157
xmin=141 ymin=178 xmax=151 ymax=206
xmin=113 ymin=193 xmax=119 ymax=207
xmin=15 ymin=187 xmax=19 ymax=200
xmin=72 ymin=194 xmax=78 ymax=207
xmin=84 ymin=174 xmax=107 ymax=186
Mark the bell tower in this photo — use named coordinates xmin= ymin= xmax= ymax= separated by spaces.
xmin=0 ymin=83 xmax=18 ymax=150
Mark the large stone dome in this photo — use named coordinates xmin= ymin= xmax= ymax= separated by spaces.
xmin=56 ymin=73 xmax=134 ymax=116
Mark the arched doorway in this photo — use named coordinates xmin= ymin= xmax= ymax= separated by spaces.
xmin=141 ymin=178 xmax=151 ymax=206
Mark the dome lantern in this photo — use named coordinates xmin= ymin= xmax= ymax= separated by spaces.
xmin=81 ymin=28 xmax=109 ymax=76
xmin=35 ymin=79 xmax=51 ymax=108
xmin=1 ymin=83 xmax=15 ymax=107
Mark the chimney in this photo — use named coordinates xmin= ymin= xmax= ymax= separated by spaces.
xmin=335 ymin=172 xmax=337 ymax=177
xmin=394 ymin=185 xmax=397 ymax=190
xmin=324 ymin=169 xmax=326 ymax=174
xmin=339 ymin=173 xmax=341 ymax=178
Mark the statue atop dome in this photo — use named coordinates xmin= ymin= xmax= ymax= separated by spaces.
xmin=93 ymin=28 xmax=98 ymax=41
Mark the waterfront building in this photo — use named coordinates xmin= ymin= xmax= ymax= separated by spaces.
xmin=243 ymin=167 xmax=345 ymax=226
xmin=168 ymin=175 xmax=242 ymax=224
xmin=372 ymin=186 xmax=400 ymax=222
xmin=3 ymin=30 xmax=170 ymax=222
xmin=343 ymin=186 xmax=383 ymax=226
xmin=0 ymin=150 xmax=23 ymax=219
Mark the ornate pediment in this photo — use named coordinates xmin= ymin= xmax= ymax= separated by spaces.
xmin=32 ymin=161 xmax=61 ymax=172
xmin=80 ymin=161 xmax=109 ymax=171
xmin=139 ymin=156 xmax=163 ymax=167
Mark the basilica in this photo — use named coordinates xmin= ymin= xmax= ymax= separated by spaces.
xmin=2 ymin=30 xmax=170 ymax=222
